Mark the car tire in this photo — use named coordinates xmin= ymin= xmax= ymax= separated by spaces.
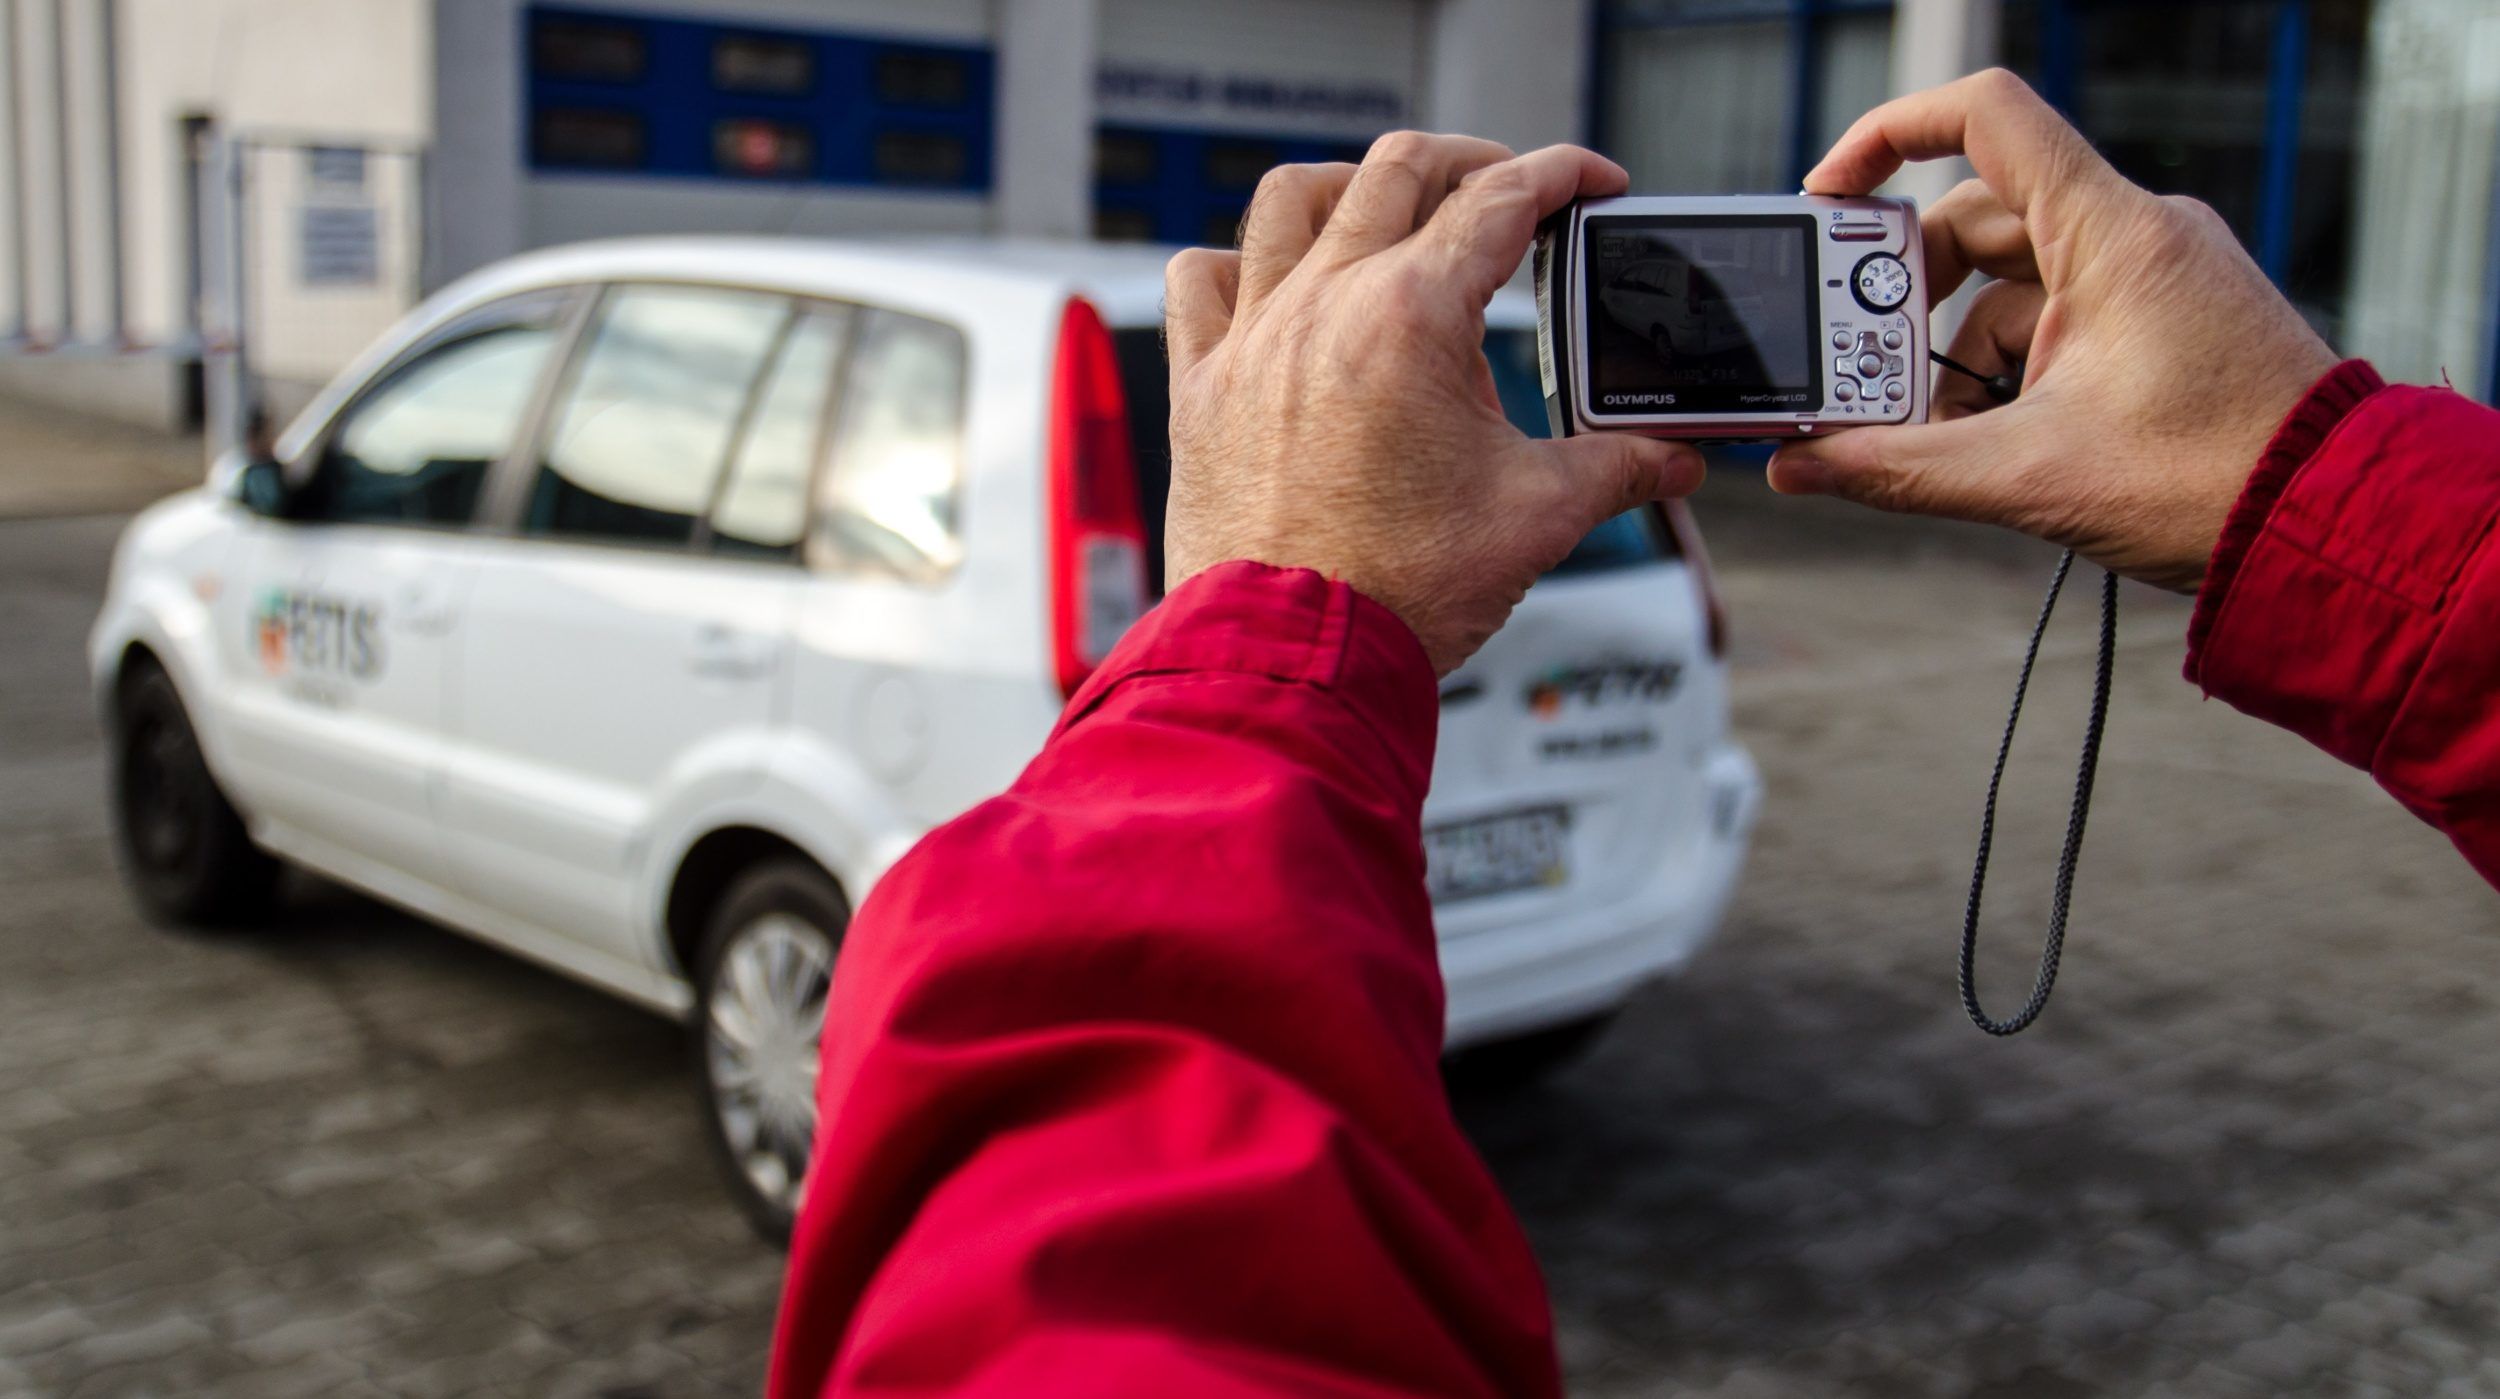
xmin=109 ymin=662 xmax=279 ymax=926
xmin=1444 ymin=1010 xmax=1620 ymax=1095
xmin=691 ymin=858 xmax=848 ymax=1245
xmin=1649 ymin=325 xmax=1674 ymax=363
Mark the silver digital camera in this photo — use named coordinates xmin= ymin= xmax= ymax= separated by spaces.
xmin=1533 ymin=195 xmax=1928 ymax=441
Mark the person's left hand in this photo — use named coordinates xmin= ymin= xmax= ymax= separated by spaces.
xmin=1162 ymin=134 xmax=1707 ymax=677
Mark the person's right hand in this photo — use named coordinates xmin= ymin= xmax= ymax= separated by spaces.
xmin=1767 ymin=70 xmax=2341 ymax=594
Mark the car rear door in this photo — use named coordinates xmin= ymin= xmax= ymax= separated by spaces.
xmin=437 ymin=282 xmax=833 ymax=964
xmin=209 ymin=289 xmax=579 ymax=897
xmin=1424 ymin=511 xmax=1709 ymax=927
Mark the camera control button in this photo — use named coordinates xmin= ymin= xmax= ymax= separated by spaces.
xmin=1834 ymin=355 xmax=1856 ymax=380
xmin=1832 ymin=330 xmax=1853 ymax=350
xmin=1882 ymin=378 xmax=1906 ymax=403
xmin=1852 ymin=253 xmax=1913 ymax=313
xmin=1882 ymin=328 xmax=1904 ymax=350
xmin=1834 ymin=379 xmax=1857 ymax=402
xmin=1857 ymin=351 xmax=1885 ymax=377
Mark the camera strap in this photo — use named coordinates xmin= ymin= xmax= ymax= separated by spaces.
xmin=1925 ymin=350 xmax=2116 ymax=1036
xmin=1956 ymin=550 xmax=2117 ymax=1034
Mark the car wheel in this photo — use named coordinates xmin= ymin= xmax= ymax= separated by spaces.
xmin=1444 ymin=1010 xmax=1619 ymax=1095
xmin=1649 ymin=325 xmax=1674 ymax=363
xmin=109 ymin=662 xmax=278 ymax=925
xmin=692 ymin=858 xmax=847 ymax=1244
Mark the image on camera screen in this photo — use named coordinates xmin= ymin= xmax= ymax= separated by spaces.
xmin=1582 ymin=216 xmax=1820 ymax=415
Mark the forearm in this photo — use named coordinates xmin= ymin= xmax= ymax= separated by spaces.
xmin=769 ymin=562 xmax=1557 ymax=1399
xmin=2188 ymin=362 xmax=2500 ymax=883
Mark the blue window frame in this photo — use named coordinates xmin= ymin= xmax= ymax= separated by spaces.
xmin=1092 ymin=126 xmax=1371 ymax=246
xmin=524 ymin=5 xmax=995 ymax=193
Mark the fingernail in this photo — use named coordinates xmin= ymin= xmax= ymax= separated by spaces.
xmin=1767 ymin=453 xmax=1829 ymax=496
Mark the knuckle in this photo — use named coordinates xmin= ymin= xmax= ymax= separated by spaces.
xmin=1253 ymin=162 xmax=1319 ymax=203
xmin=2162 ymin=193 xmax=2225 ymax=231
xmin=1163 ymin=248 xmax=1222 ymax=297
xmin=1366 ymin=129 xmax=1434 ymax=169
xmin=1465 ymin=162 xmax=1535 ymax=204
xmin=1972 ymin=67 xmax=2034 ymax=105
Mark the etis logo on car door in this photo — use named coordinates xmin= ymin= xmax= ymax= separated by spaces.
xmin=1526 ymin=657 xmax=1683 ymax=759
xmin=253 ymin=588 xmax=383 ymax=689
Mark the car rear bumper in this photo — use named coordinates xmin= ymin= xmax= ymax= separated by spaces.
xmin=1439 ymin=740 xmax=1760 ymax=1049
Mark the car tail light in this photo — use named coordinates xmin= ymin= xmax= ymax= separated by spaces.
xmin=1657 ymin=500 xmax=1728 ymax=659
xmin=1047 ymin=296 xmax=1149 ymax=697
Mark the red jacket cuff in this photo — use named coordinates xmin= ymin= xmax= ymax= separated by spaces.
xmin=2185 ymin=358 xmax=2386 ymax=677
xmin=1054 ymin=560 xmax=1441 ymax=804
xmin=2185 ymin=365 xmax=2500 ymax=774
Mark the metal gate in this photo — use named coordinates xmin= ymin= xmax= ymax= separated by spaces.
xmin=197 ymin=132 xmax=427 ymax=459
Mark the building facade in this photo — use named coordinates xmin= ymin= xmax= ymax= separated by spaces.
xmin=0 ymin=0 xmax=2493 ymax=429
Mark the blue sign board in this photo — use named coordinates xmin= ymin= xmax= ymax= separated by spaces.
xmin=524 ymin=4 xmax=995 ymax=194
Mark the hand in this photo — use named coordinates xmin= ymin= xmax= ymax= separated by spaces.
xmin=1162 ymin=135 xmax=1706 ymax=675
xmin=1769 ymin=70 xmax=2341 ymax=593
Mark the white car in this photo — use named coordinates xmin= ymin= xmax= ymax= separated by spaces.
xmin=1599 ymin=257 xmax=1767 ymax=362
xmin=90 ymin=237 xmax=1759 ymax=1238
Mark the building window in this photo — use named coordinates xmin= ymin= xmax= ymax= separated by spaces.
xmin=1596 ymin=0 xmax=1897 ymax=194
xmin=711 ymin=33 xmax=814 ymax=96
xmin=532 ymin=17 xmax=647 ymax=85
xmin=532 ymin=109 xmax=646 ymax=171
xmin=877 ymin=51 xmax=972 ymax=108
xmin=1092 ymin=127 xmax=1370 ymax=246
xmin=712 ymin=119 xmax=814 ymax=179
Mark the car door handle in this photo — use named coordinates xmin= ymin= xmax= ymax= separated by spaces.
xmin=688 ymin=624 xmax=778 ymax=680
xmin=396 ymin=582 xmax=457 ymax=636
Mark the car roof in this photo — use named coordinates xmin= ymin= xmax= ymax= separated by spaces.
xmin=445 ymin=235 xmax=1535 ymax=333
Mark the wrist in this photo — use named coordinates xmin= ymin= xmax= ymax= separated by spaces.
xmin=2185 ymin=359 xmax=2388 ymax=673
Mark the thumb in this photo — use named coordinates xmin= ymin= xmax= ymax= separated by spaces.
xmin=1765 ymin=410 xmax=2030 ymax=525
xmin=1535 ymin=431 xmax=1707 ymax=525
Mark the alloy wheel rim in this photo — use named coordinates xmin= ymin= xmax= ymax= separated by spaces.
xmin=705 ymin=912 xmax=834 ymax=1216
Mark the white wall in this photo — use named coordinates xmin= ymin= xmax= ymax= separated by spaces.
xmin=0 ymin=0 xmax=22 ymax=338
xmin=998 ymin=0 xmax=1097 ymax=239
xmin=117 ymin=0 xmax=432 ymax=354
xmin=14 ymin=0 xmax=70 ymax=342
xmin=1424 ymin=0 xmax=1593 ymax=153
xmin=1096 ymin=0 xmax=1426 ymax=140
xmin=63 ymin=0 xmax=120 ymax=342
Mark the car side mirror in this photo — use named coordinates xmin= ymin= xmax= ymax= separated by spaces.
xmin=237 ymin=458 xmax=289 ymax=517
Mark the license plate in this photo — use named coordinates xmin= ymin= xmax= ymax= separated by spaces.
xmin=1424 ymin=806 xmax=1571 ymax=904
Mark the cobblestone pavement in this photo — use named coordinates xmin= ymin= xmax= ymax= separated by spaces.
xmin=5 ymin=439 xmax=2498 ymax=1396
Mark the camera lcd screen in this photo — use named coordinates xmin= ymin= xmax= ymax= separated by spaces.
xmin=1582 ymin=215 xmax=1820 ymax=415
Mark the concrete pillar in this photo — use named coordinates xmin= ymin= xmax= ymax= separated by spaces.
xmin=429 ymin=0 xmax=527 ymax=288
xmin=61 ymin=0 xmax=119 ymax=343
xmin=12 ymin=0 xmax=69 ymax=343
xmin=0 ymin=0 xmax=22 ymax=339
xmin=1424 ymin=0 xmax=1596 ymax=154
xmin=996 ymin=0 xmax=1096 ymax=239
xmin=1885 ymin=0 xmax=1993 ymax=209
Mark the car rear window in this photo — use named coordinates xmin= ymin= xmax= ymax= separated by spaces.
xmin=1112 ymin=326 xmax=1672 ymax=598
xmin=1482 ymin=327 xmax=1675 ymax=576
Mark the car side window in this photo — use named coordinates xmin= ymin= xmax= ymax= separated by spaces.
xmin=812 ymin=307 xmax=967 ymax=584
xmin=525 ymin=284 xmax=792 ymax=549
xmin=708 ymin=306 xmax=850 ymax=561
xmin=299 ymin=308 xmax=565 ymax=528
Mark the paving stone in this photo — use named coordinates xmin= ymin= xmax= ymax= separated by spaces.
xmin=14 ymin=469 xmax=2500 ymax=1395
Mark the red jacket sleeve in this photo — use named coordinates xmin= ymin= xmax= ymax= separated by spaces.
xmin=2189 ymin=360 xmax=2500 ymax=885
xmin=767 ymin=561 xmax=1559 ymax=1399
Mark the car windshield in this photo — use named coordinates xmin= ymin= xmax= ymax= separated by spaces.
xmin=1111 ymin=326 xmax=1671 ymax=597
